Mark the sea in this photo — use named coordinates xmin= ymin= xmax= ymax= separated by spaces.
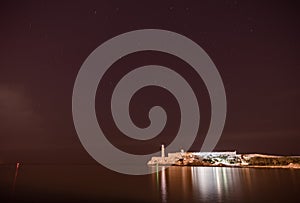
xmin=0 ymin=164 xmax=299 ymax=203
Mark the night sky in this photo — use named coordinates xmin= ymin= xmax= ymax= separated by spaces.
xmin=0 ymin=1 xmax=299 ymax=164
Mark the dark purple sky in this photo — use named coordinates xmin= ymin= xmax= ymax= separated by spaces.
xmin=0 ymin=1 xmax=299 ymax=163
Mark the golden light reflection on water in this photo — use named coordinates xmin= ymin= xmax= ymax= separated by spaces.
xmin=161 ymin=166 xmax=167 ymax=203
xmin=151 ymin=166 xmax=256 ymax=203
xmin=191 ymin=167 xmax=257 ymax=202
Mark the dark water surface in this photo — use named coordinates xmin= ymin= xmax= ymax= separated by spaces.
xmin=1 ymin=164 xmax=299 ymax=203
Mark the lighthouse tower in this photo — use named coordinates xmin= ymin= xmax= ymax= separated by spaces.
xmin=161 ymin=144 xmax=165 ymax=160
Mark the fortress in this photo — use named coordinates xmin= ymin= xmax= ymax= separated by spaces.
xmin=147 ymin=145 xmax=238 ymax=166
xmin=147 ymin=145 xmax=300 ymax=168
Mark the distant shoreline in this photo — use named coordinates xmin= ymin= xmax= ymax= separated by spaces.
xmin=170 ymin=163 xmax=300 ymax=169
xmin=148 ymin=150 xmax=300 ymax=169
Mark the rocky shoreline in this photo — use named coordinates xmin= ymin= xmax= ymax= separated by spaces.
xmin=148 ymin=151 xmax=300 ymax=169
xmin=174 ymin=153 xmax=300 ymax=168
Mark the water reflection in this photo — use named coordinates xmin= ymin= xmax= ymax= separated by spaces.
xmin=161 ymin=166 xmax=167 ymax=203
xmin=191 ymin=167 xmax=248 ymax=202
xmin=151 ymin=166 xmax=257 ymax=203
xmin=151 ymin=166 xmax=193 ymax=202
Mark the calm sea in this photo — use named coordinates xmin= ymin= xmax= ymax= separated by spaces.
xmin=1 ymin=164 xmax=299 ymax=203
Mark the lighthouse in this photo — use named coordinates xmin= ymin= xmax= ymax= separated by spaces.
xmin=161 ymin=144 xmax=165 ymax=160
